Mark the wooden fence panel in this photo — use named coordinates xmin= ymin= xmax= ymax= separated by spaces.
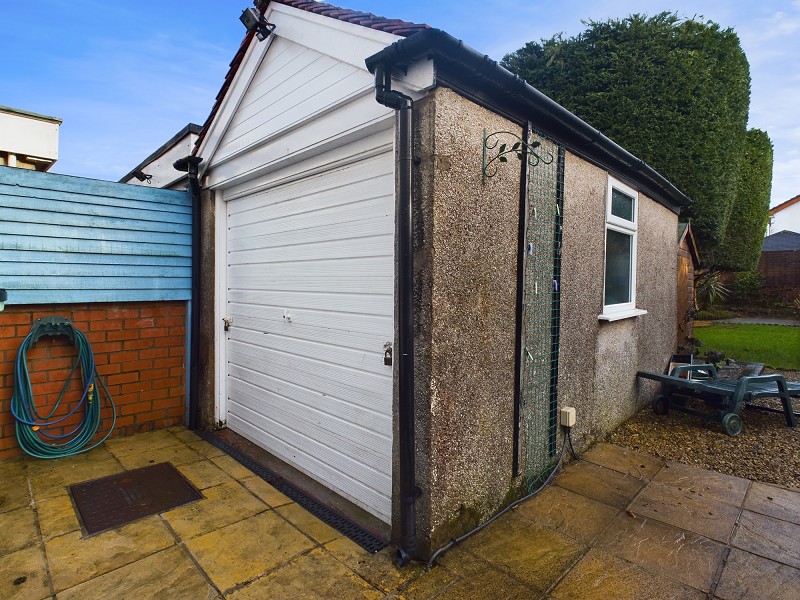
xmin=0 ymin=166 xmax=191 ymax=304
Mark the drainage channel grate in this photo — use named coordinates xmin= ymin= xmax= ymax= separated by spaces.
xmin=69 ymin=462 xmax=203 ymax=536
xmin=198 ymin=431 xmax=388 ymax=553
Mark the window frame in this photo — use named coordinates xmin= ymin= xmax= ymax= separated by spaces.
xmin=599 ymin=176 xmax=647 ymax=321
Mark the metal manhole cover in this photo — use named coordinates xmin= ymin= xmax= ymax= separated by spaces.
xmin=69 ymin=462 xmax=202 ymax=535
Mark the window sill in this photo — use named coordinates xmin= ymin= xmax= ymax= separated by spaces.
xmin=598 ymin=308 xmax=648 ymax=322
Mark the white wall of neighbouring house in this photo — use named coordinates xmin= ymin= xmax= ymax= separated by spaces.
xmin=769 ymin=199 xmax=800 ymax=234
xmin=0 ymin=107 xmax=61 ymax=171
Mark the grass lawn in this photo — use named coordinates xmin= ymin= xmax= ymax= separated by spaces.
xmin=695 ymin=323 xmax=800 ymax=370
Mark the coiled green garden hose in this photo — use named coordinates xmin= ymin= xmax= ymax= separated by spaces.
xmin=10 ymin=317 xmax=116 ymax=458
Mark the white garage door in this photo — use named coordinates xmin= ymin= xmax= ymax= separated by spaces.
xmin=223 ymin=151 xmax=395 ymax=523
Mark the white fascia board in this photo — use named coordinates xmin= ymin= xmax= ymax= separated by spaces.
xmin=196 ymin=33 xmax=274 ymax=177
xmin=269 ymin=5 xmax=435 ymax=93
xmin=266 ymin=3 xmax=401 ymax=69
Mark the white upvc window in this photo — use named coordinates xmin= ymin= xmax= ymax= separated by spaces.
xmin=599 ymin=176 xmax=647 ymax=321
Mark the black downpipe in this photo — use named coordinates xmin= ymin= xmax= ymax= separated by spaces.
xmin=373 ymin=66 xmax=417 ymax=566
xmin=174 ymin=155 xmax=203 ymax=430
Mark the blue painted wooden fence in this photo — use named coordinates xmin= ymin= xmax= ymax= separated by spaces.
xmin=0 ymin=166 xmax=192 ymax=304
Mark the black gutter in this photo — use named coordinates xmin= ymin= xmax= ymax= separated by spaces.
xmin=365 ymin=29 xmax=692 ymax=214
xmin=372 ymin=65 xmax=417 ymax=566
xmin=174 ymin=155 xmax=203 ymax=430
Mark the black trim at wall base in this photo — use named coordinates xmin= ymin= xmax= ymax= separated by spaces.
xmin=197 ymin=431 xmax=389 ymax=553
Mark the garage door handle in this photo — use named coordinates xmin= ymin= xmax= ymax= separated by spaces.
xmin=223 ymin=317 xmax=232 ymax=332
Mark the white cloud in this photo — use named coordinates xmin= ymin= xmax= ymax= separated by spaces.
xmin=771 ymin=156 xmax=800 ymax=205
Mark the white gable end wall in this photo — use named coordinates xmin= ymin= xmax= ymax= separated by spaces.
xmin=770 ymin=202 xmax=800 ymax=235
xmin=201 ymin=3 xmax=410 ymax=188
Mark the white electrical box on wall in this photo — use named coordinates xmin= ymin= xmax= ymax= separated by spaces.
xmin=559 ymin=406 xmax=577 ymax=428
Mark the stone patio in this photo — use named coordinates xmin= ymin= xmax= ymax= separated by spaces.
xmin=1 ymin=428 xmax=799 ymax=599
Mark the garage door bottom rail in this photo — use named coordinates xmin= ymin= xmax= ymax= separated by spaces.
xmin=197 ymin=430 xmax=389 ymax=553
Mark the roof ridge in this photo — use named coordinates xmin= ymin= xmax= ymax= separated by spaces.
xmin=266 ymin=0 xmax=429 ymax=35
xmin=770 ymin=194 xmax=800 ymax=215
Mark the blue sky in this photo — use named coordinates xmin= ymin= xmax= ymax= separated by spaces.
xmin=1 ymin=1 xmax=797 ymax=206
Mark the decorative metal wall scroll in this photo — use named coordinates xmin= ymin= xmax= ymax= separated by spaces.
xmin=482 ymin=129 xmax=554 ymax=184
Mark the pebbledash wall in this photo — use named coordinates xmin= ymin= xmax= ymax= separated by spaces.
xmin=0 ymin=166 xmax=192 ymax=459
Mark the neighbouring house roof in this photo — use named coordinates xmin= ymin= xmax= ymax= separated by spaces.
xmin=770 ymin=194 xmax=800 ymax=216
xmin=193 ymin=0 xmax=429 ymax=153
xmin=0 ymin=105 xmax=62 ymax=124
xmin=120 ymin=123 xmax=202 ymax=183
xmin=678 ymin=222 xmax=701 ymax=266
xmin=762 ymin=230 xmax=800 ymax=252
xmin=195 ymin=1 xmax=692 ymax=213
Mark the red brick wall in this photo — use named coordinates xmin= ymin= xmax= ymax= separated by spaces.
xmin=0 ymin=301 xmax=187 ymax=460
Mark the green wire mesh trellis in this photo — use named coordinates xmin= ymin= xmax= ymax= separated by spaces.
xmin=519 ymin=130 xmax=564 ymax=491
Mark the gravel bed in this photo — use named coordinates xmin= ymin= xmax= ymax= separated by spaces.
xmin=607 ymin=367 xmax=800 ymax=489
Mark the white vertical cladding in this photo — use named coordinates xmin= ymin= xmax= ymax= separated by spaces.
xmin=224 ymin=134 xmax=395 ymax=522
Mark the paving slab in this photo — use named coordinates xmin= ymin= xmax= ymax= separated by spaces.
xmin=275 ymin=502 xmax=343 ymax=544
xmin=596 ymin=512 xmax=725 ymax=592
xmin=228 ymin=548 xmax=381 ymax=600
xmin=208 ymin=453 xmax=257 ymax=480
xmin=436 ymin=546 xmax=540 ymax=599
xmin=0 ymin=544 xmax=51 ymax=600
xmin=551 ymin=548 xmax=705 ymax=599
xmin=743 ymin=481 xmax=800 ymax=525
xmin=435 ymin=569 xmax=538 ymax=599
xmin=732 ymin=510 xmax=800 ymax=569
xmin=629 ymin=480 xmax=740 ymax=543
xmin=459 ymin=512 xmax=584 ymax=593
xmin=113 ymin=442 xmax=204 ymax=470
xmin=653 ymin=461 xmax=750 ymax=507
xmin=714 ymin=547 xmax=800 ymax=600
xmin=513 ymin=485 xmax=620 ymax=544
xmin=176 ymin=458 xmax=233 ymax=490
xmin=24 ymin=447 xmax=122 ymax=500
xmin=239 ymin=475 xmax=293 ymax=508
xmin=185 ymin=510 xmax=315 ymax=592
xmin=168 ymin=426 xmax=203 ymax=445
xmin=0 ymin=506 xmax=39 ymax=556
xmin=554 ymin=460 xmax=646 ymax=509
xmin=0 ymin=459 xmax=31 ymax=514
xmin=161 ymin=479 xmax=266 ymax=540
xmin=324 ymin=537 xmax=423 ymax=594
xmin=36 ymin=494 xmax=80 ymax=540
xmin=104 ymin=429 xmax=183 ymax=458
xmin=56 ymin=545 xmax=217 ymax=600
xmin=187 ymin=439 xmax=228 ymax=459
xmin=582 ymin=442 xmax=664 ymax=480
xmin=44 ymin=515 xmax=175 ymax=592
xmin=396 ymin=562 xmax=458 ymax=599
